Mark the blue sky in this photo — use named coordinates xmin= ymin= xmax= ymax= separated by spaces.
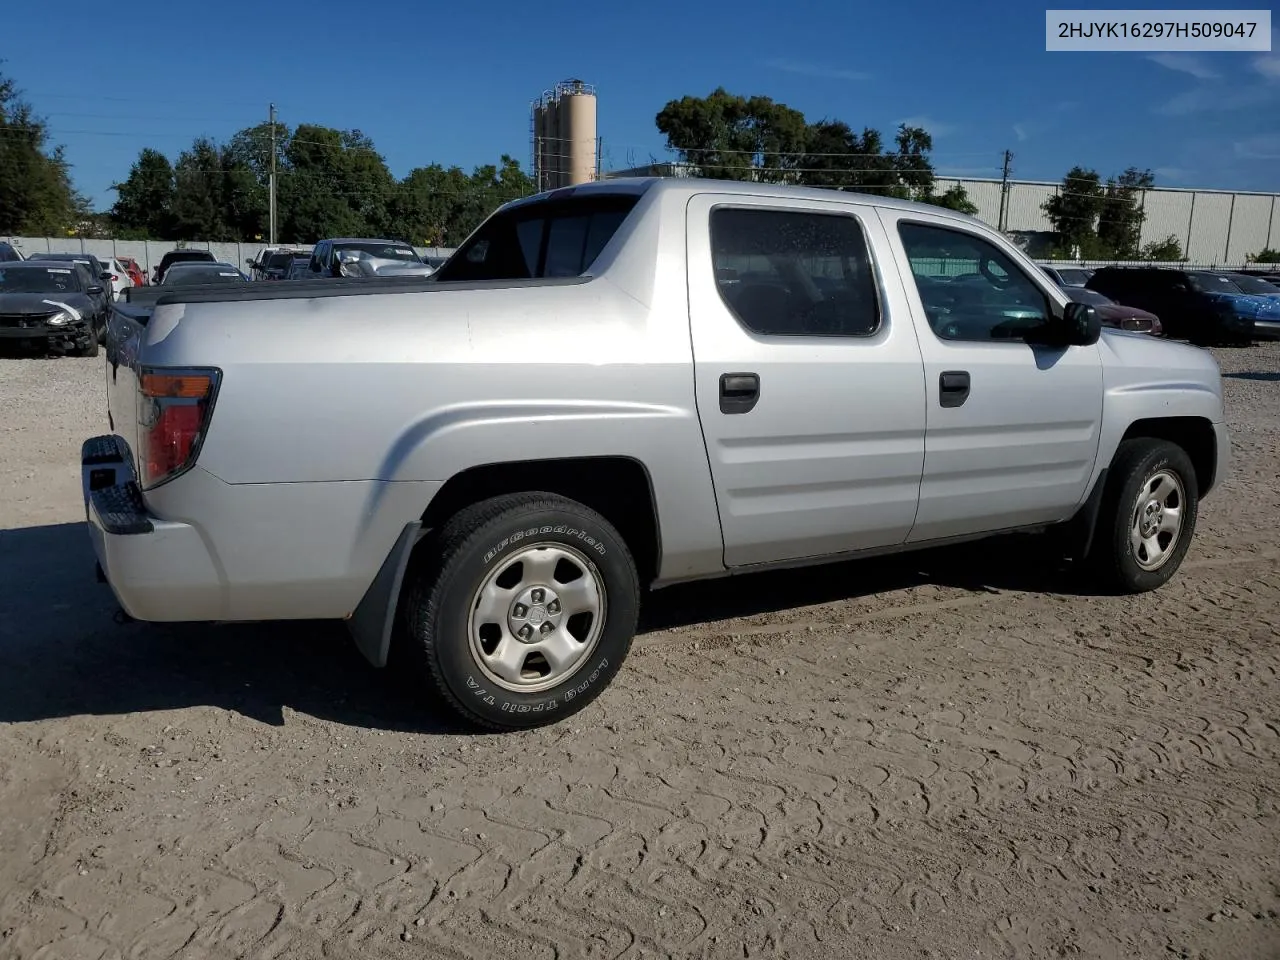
xmin=4 ymin=0 xmax=1278 ymax=210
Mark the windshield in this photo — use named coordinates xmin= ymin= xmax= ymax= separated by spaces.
xmin=1225 ymin=274 xmax=1280 ymax=295
xmin=1188 ymin=272 xmax=1244 ymax=295
xmin=265 ymin=251 xmax=301 ymax=269
xmin=1068 ymin=287 xmax=1113 ymax=307
xmin=334 ymin=242 xmax=420 ymax=263
xmin=164 ymin=265 xmax=247 ymax=285
xmin=0 ymin=266 xmax=84 ymax=294
xmin=42 ymin=254 xmax=96 ymax=270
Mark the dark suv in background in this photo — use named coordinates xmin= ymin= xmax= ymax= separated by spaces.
xmin=152 ymin=249 xmax=217 ymax=284
xmin=1086 ymin=267 xmax=1280 ymax=345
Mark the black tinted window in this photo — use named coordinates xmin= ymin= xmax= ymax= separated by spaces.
xmin=436 ymin=194 xmax=639 ymax=282
xmin=898 ymin=221 xmax=1050 ymax=342
xmin=0 ymin=243 xmax=21 ymax=262
xmin=710 ymin=207 xmax=880 ymax=337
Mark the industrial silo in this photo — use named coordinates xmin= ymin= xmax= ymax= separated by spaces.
xmin=558 ymin=79 xmax=597 ymax=186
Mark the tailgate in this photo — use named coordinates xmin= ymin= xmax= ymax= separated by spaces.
xmin=104 ymin=300 xmax=149 ymax=473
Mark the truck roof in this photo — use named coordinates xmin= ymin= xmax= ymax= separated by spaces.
xmin=503 ymin=176 xmax=988 ymax=225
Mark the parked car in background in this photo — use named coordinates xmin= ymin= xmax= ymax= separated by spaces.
xmin=256 ymin=249 xmax=307 ymax=281
xmin=161 ymin=262 xmax=250 ymax=285
xmin=1217 ymin=272 xmax=1280 ymax=301
xmin=153 ymin=249 xmax=216 ymax=284
xmin=285 ymin=256 xmax=311 ymax=280
xmin=0 ymin=260 xmax=106 ymax=355
xmin=1232 ymin=268 xmax=1280 ymax=286
xmin=87 ymin=177 xmax=1228 ymax=731
xmin=31 ymin=253 xmax=114 ymax=318
xmin=0 ymin=240 xmax=23 ymax=262
xmin=117 ymin=256 xmax=146 ymax=287
xmin=1061 ymin=285 xmax=1162 ymax=336
xmin=1087 ymin=266 xmax=1280 ymax=344
xmin=307 ymin=238 xmax=435 ymax=278
xmin=246 ymin=246 xmax=285 ymax=280
xmin=1039 ymin=264 xmax=1094 ymax=287
xmin=98 ymin=257 xmax=135 ymax=300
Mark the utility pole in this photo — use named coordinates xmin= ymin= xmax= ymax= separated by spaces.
xmin=998 ymin=149 xmax=1013 ymax=232
xmin=268 ymin=103 xmax=277 ymax=246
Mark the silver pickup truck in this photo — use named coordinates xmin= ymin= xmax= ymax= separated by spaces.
xmin=84 ymin=178 xmax=1229 ymax=730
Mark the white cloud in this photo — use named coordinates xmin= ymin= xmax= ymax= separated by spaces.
xmin=764 ymin=59 xmax=871 ymax=81
xmin=1013 ymin=123 xmax=1031 ymax=142
xmin=1146 ymin=53 xmax=1220 ymax=79
xmin=1153 ymin=166 xmax=1192 ymax=183
xmin=895 ymin=115 xmax=957 ymax=137
xmin=1254 ymin=44 xmax=1280 ymax=79
xmin=1232 ymin=135 xmax=1280 ymax=160
xmin=1155 ymin=84 xmax=1277 ymax=115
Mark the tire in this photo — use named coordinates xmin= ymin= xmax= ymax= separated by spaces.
xmin=1087 ymin=438 xmax=1198 ymax=593
xmin=75 ymin=334 xmax=100 ymax=358
xmin=403 ymin=493 xmax=640 ymax=731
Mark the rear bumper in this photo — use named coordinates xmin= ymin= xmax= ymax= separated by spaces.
xmin=81 ymin=436 xmax=225 ymax=621
xmin=81 ymin=434 xmax=442 ymax=624
xmin=1251 ymin=319 xmax=1280 ymax=341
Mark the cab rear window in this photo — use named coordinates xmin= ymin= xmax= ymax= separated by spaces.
xmin=434 ymin=194 xmax=638 ymax=283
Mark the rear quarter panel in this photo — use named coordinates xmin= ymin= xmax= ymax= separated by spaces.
xmin=135 ymin=191 xmax=724 ymax=616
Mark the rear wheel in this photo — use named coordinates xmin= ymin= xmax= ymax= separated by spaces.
xmin=403 ymin=493 xmax=640 ymax=731
xmin=1087 ymin=438 xmax=1198 ymax=592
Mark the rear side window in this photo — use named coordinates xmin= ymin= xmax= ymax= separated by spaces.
xmin=709 ymin=206 xmax=881 ymax=337
xmin=0 ymin=242 xmax=20 ymax=262
xmin=435 ymin=194 xmax=639 ymax=283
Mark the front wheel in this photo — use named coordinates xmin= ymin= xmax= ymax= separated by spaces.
xmin=1087 ymin=439 xmax=1199 ymax=592
xmin=403 ymin=493 xmax=640 ymax=731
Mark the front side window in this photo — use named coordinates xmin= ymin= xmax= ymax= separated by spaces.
xmin=436 ymin=194 xmax=639 ymax=283
xmin=898 ymin=221 xmax=1051 ymax=342
xmin=709 ymin=206 xmax=881 ymax=337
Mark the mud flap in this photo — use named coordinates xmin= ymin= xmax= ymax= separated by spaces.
xmin=347 ymin=521 xmax=423 ymax=668
xmin=1062 ymin=467 xmax=1109 ymax=561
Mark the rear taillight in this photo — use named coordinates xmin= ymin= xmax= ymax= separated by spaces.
xmin=137 ymin=367 xmax=221 ymax=488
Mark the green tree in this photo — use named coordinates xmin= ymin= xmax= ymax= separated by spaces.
xmin=923 ymin=183 xmax=979 ymax=215
xmin=1042 ymin=167 xmax=1106 ymax=257
xmin=109 ymin=148 xmax=176 ymax=238
xmin=0 ymin=66 xmax=85 ymax=234
xmin=889 ymin=125 xmax=936 ymax=201
xmin=655 ymin=87 xmax=809 ymax=181
xmin=1247 ymin=247 xmax=1280 ymax=263
xmin=1098 ymin=167 xmax=1153 ymax=258
xmin=798 ymin=120 xmax=892 ymax=191
xmin=1140 ymin=235 xmax=1185 ymax=261
xmin=278 ymin=124 xmax=397 ymax=241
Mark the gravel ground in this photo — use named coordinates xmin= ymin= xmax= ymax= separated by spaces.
xmin=0 ymin=343 xmax=1278 ymax=960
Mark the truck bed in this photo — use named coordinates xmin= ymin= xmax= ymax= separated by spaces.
xmin=118 ymin=274 xmax=589 ymax=316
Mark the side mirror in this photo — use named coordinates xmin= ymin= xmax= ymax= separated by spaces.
xmin=99 ymin=271 xmax=113 ymax=280
xmin=1061 ymin=301 xmax=1102 ymax=346
xmin=88 ymin=285 xmax=105 ymax=295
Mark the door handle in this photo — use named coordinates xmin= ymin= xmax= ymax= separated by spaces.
xmin=719 ymin=372 xmax=760 ymax=414
xmin=939 ymin=370 xmax=970 ymax=408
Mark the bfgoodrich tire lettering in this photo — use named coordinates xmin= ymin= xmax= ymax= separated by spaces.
xmin=405 ymin=493 xmax=639 ymax=731
xmin=1088 ymin=438 xmax=1199 ymax=593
